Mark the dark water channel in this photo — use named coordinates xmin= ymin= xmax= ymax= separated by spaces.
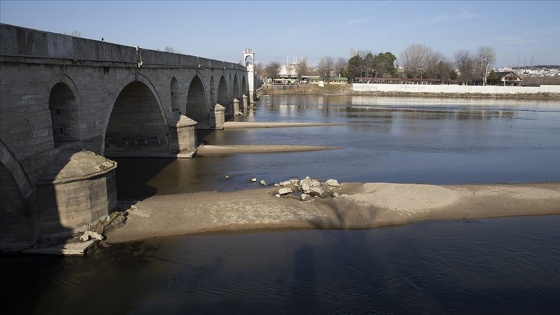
xmin=3 ymin=96 xmax=560 ymax=314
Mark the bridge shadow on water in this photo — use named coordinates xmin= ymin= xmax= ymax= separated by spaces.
xmin=113 ymin=127 xmax=228 ymax=201
xmin=113 ymin=157 xmax=175 ymax=201
xmin=1 ymin=146 xmax=75 ymax=315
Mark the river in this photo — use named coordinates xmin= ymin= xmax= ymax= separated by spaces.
xmin=2 ymin=95 xmax=560 ymax=314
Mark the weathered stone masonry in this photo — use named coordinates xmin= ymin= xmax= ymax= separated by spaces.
xmin=0 ymin=23 xmax=250 ymax=249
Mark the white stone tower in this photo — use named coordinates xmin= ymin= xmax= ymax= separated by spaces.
xmin=243 ymin=48 xmax=255 ymax=102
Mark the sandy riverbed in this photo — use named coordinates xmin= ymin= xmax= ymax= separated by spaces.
xmin=106 ymin=182 xmax=560 ymax=243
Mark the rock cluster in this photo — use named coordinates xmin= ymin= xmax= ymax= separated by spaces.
xmin=273 ymin=176 xmax=346 ymax=201
xmin=74 ymin=210 xmax=128 ymax=247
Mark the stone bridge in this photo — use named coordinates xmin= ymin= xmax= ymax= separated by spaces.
xmin=0 ymin=23 xmax=254 ymax=250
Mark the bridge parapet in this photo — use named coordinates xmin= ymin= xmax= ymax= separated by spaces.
xmin=1 ymin=23 xmax=245 ymax=72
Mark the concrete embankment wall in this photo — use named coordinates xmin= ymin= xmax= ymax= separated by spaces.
xmin=352 ymin=83 xmax=560 ymax=95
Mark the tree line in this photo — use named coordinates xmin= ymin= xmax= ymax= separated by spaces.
xmin=257 ymin=44 xmax=496 ymax=85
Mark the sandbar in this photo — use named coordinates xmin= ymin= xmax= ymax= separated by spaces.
xmin=106 ymin=182 xmax=560 ymax=243
xmin=223 ymin=121 xmax=340 ymax=129
xmin=196 ymin=144 xmax=339 ymax=155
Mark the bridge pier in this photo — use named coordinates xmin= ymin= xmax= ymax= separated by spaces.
xmin=233 ymin=98 xmax=241 ymax=116
xmin=243 ymin=95 xmax=249 ymax=109
xmin=209 ymin=104 xmax=226 ymax=130
xmin=35 ymin=149 xmax=117 ymax=238
xmin=169 ymin=114 xmax=198 ymax=156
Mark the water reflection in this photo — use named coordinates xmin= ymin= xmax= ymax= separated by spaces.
xmin=4 ymin=215 xmax=559 ymax=314
xmin=115 ymin=96 xmax=560 ymax=200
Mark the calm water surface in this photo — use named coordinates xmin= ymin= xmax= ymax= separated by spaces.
xmin=3 ymin=96 xmax=560 ymax=314
xmin=116 ymin=95 xmax=560 ymax=199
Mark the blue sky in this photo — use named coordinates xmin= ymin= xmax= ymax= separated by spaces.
xmin=1 ymin=0 xmax=559 ymax=68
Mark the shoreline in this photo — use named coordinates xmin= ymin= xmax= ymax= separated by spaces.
xmin=258 ymin=85 xmax=560 ymax=100
xmin=106 ymin=182 xmax=560 ymax=243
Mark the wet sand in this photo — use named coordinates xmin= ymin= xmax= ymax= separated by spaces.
xmin=223 ymin=121 xmax=340 ymax=129
xmin=196 ymin=144 xmax=339 ymax=155
xmin=106 ymin=182 xmax=560 ymax=243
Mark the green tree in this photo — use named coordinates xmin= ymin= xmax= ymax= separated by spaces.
xmin=487 ymin=70 xmax=498 ymax=85
xmin=372 ymin=52 xmax=397 ymax=77
xmin=346 ymin=55 xmax=363 ymax=81
xmin=363 ymin=52 xmax=375 ymax=77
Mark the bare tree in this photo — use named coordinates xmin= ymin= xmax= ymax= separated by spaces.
xmin=334 ymin=57 xmax=348 ymax=77
xmin=164 ymin=46 xmax=179 ymax=53
xmin=435 ymin=59 xmax=457 ymax=83
xmin=426 ymin=51 xmax=446 ymax=79
xmin=454 ymin=49 xmax=475 ymax=85
xmin=254 ymin=62 xmax=265 ymax=79
xmin=264 ymin=61 xmax=281 ymax=80
xmin=318 ymin=56 xmax=335 ymax=83
xmin=476 ymin=45 xmax=496 ymax=86
xmin=296 ymin=57 xmax=309 ymax=80
xmin=400 ymin=44 xmax=433 ymax=78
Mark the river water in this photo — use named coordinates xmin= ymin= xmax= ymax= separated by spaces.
xmin=3 ymin=96 xmax=560 ymax=314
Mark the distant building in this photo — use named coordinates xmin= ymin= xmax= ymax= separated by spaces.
xmin=278 ymin=56 xmax=299 ymax=79
xmin=492 ymin=71 xmax=523 ymax=86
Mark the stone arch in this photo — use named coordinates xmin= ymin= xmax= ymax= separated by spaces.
xmin=185 ymin=75 xmax=208 ymax=125
xmin=104 ymin=76 xmax=169 ymax=157
xmin=0 ymin=140 xmax=35 ymax=249
xmin=217 ymin=75 xmax=230 ymax=114
xmin=48 ymin=75 xmax=81 ymax=147
xmin=241 ymin=76 xmax=248 ymax=98
xmin=233 ymin=75 xmax=240 ymax=100
xmin=170 ymin=77 xmax=180 ymax=114
xmin=210 ymin=75 xmax=216 ymax=103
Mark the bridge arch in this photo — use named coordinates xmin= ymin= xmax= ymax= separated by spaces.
xmin=241 ymin=76 xmax=248 ymax=98
xmin=185 ymin=75 xmax=208 ymax=124
xmin=103 ymin=74 xmax=169 ymax=157
xmin=0 ymin=140 xmax=35 ymax=248
xmin=48 ymin=75 xmax=81 ymax=147
xmin=233 ymin=75 xmax=240 ymax=100
xmin=210 ymin=76 xmax=216 ymax=104
xmin=170 ymin=77 xmax=180 ymax=114
xmin=217 ymin=75 xmax=230 ymax=114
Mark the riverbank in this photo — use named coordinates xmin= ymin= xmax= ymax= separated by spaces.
xmin=259 ymin=83 xmax=560 ymax=99
xmin=106 ymin=181 xmax=560 ymax=243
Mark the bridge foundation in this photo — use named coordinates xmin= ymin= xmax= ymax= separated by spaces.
xmin=233 ymin=98 xmax=241 ymax=116
xmin=170 ymin=114 xmax=198 ymax=156
xmin=209 ymin=104 xmax=226 ymax=129
xmin=35 ymin=149 xmax=117 ymax=238
xmin=243 ymin=95 xmax=249 ymax=109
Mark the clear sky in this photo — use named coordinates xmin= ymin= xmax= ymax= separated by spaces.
xmin=1 ymin=0 xmax=559 ymax=68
